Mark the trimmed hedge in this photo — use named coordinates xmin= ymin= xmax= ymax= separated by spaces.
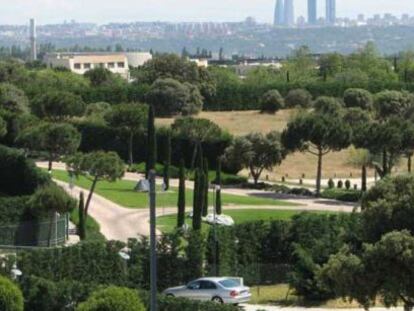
xmin=0 ymin=196 xmax=32 ymax=225
xmin=0 ymin=145 xmax=50 ymax=196
xmin=321 ymin=188 xmax=362 ymax=202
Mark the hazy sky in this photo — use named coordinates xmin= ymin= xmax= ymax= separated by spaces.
xmin=2 ymin=0 xmax=413 ymax=25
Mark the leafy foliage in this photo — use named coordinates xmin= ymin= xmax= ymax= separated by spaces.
xmin=0 ymin=275 xmax=23 ymax=311
xmin=260 ymin=89 xmax=284 ymax=113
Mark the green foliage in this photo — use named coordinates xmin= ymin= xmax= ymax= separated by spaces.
xmin=146 ymin=105 xmax=156 ymax=177
xmin=374 ymin=90 xmax=413 ymax=120
xmin=321 ymin=188 xmax=362 ymax=202
xmin=84 ymin=68 xmax=116 ymax=87
xmin=337 ymin=180 xmax=343 ymax=188
xmin=0 ymin=116 xmax=6 ymax=137
xmin=0 ymin=275 xmax=23 ymax=311
xmin=0 ymin=83 xmax=29 ymax=114
xmin=260 ymin=89 xmax=284 ymax=114
xmin=171 ymin=117 xmax=229 ymax=143
xmin=85 ymin=102 xmax=112 ymax=121
xmin=185 ymin=231 xmax=206 ymax=280
xmin=313 ymin=96 xmax=343 ymax=115
xmin=343 ymin=88 xmax=373 ymax=110
xmin=31 ymin=90 xmax=86 ymax=121
xmin=78 ymin=192 xmax=86 ymax=241
xmin=163 ymin=132 xmax=172 ymax=190
xmin=285 ymin=88 xmax=312 ymax=108
xmin=77 ymin=286 xmax=145 ymax=311
xmin=345 ymin=180 xmax=351 ymax=190
xmin=177 ymin=160 xmax=186 ymax=228
xmin=30 ymin=183 xmax=76 ymax=217
xmin=327 ymin=178 xmax=335 ymax=189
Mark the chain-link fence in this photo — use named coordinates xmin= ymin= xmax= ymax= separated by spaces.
xmin=0 ymin=213 xmax=69 ymax=248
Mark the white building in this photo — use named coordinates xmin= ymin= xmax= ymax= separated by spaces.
xmin=43 ymin=52 xmax=152 ymax=80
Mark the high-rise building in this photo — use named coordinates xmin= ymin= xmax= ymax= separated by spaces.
xmin=30 ymin=18 xmax=37 ymax=61
xmin=308 ymin=0 xmax=317 ymax=25
xmin=274 ymin=0 xmax=285 ymax=26
xmin=326 ymin=0 xmax=336 ymax=25
xmin=284 ymin=0 xmax=295 ymax=26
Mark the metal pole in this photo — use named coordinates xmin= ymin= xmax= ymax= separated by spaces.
xmin=149 ymin=170 xmax=157 ymax=311
xmin=213 ymin=186 xmax=217 ymax=276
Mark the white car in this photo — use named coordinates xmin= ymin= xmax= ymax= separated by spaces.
xmin=163 ymin=277 xmax=251 ymax=305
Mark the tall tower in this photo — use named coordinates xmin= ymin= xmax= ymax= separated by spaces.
xmin=308 ymin=0 xmax=317 ymax=25
xmin=30 ymin=18 xmax=37 ymax=61
xmin=326 ymin=0 xmax=336 ymax=25
xmin=274 ymin=0 xmax=285 ymax=26
xmin=284 ymin=0 xmax=295 ymax=26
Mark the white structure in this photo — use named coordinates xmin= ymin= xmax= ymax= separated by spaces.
xmin=30 ymin=18 xmax=37 ymax=61
xmin=43 ymin=52 xmax=152 ymax=80
xmin=190 ymin=58 xmax=209 ymax=68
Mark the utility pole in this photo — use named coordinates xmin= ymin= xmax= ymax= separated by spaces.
xmin=149 ymin=170 xmax=157 ymax=311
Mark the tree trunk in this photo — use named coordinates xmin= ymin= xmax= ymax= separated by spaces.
xmin=84 ymin=176 xmax=98 ymax=219
xmin=78 ymin=191 xmax=86 ymax=240
xmin=382 ymin=149 xmax=388 ymax=177
xmin=48 ymin=158 xmax=53 ymax=172
xmin=128 ymin=132 xmax=134 ymax=168
xmin=408 ymin=154 xmax=412 ymax=173
xmin=316 ymin=148 xmax=323 ymax=197
xmin=361 ymin=165 xmax=367 ymax=192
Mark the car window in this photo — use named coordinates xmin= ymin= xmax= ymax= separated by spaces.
xmin=219 ymin=279 xmax=240 ymax=288
xmin=187 ymin=281 xmax=201 ymax=290
xmin=200 ymin=281 xmax=217 ymax=290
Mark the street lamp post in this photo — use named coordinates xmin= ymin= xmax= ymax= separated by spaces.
xmin=149 ymin=170 xmax=157 ymax=311
xmin=213 ymin=185 xmax=221 ymax=276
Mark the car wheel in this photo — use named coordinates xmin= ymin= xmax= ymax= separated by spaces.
xmin=212 ymin=296 xmax=223 ymax=304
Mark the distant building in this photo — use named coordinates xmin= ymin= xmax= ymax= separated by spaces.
xmin=284 ymin=0 xmax=295 ymax=26
xmin=326 ymin=0 xmax=336 ymax=25
xmin=274 ymin=0 xmax=285 ymax=26
xmin=307 ymin=0 xmax=317 ymax=25
xmin=29 ymin=19 xmax=37 ymax=61
xmin=43 ymin=52 xmax=152 ymax=80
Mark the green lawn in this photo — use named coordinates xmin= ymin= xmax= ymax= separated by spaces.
xmin=51 ymin=170 xmax=298 ymax=209
xmin=157 ymin=209 xmax=334 ymax=233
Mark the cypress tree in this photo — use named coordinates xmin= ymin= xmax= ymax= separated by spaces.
xmin=192 ymin=169 xmax=204 ymax=231
xmin=215 ymin=158 xmax=222 ymax=215
xmin=177 ymin=160 xmax=186 ymax=228
xmin=163 ymin=131 xmax=171 ymax=190
xmin=146 ymin=105 xmax=156 ymax=179
xmin=78 ymin=191 xmax=86 ymax=240
xmin=202 ymin=158 xmax=209 ymax=217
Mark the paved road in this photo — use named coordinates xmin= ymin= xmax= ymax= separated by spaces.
xmin=241 ymin=305 xmax=402 ymax=311
xmin=41 ymin=162 xmax=358 ymax=241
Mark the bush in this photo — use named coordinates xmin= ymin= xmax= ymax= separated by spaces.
xmin=0 ymin=275 xmax=23 ymax=311
xmin=77 ymin=286 xmax=145 ymax=311
xmin=285 ymin=89 xmax=312 ymax=108
xmin=128 ymin=162 xmax=180 ymax=179
xmin=343 ymin=88 xmax=373 ymax=110
xmin=328 ymin=178 xmax=335 ymax=189
xmin=337 ymin=180 xmax=343 ymax=189
xmin=321 ymin=188 xmax=362 ymax=202
xmin=260 ymin=90 xmax=284 ymax=114
xmin=345 ymin=180 xmax=351 ymax=190
xmin=288 ymin=188 xmax=313 ymax=196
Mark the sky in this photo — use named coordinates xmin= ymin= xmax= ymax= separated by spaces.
xmin=1 ymin=0 xmax=413 ymax=25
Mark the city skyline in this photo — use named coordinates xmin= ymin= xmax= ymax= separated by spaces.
xmin=1 ymin=0 xmax=413 ymax=25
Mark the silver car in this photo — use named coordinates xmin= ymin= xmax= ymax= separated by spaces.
xmin=163 ymin=277 xmax=251 ymax=305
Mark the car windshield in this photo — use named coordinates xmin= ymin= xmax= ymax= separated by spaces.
xmin=218 ymin=279 xmax=240 ymax=288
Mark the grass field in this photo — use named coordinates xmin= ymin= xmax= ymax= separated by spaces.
xmin=157 ymin=110 xmax=411 ymax=180
xmin=157 ymin=209 xmax=335 ymax=233
xmin=52 ymin=170 xmax=298 ymax=209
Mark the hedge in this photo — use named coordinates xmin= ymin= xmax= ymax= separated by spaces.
xmin=0 ymin=145 xmax=50 ymax=196
xmin=0 ymin=196 xmax=32 ymax=225
xmin=0 ymin=276 xmax=23 ymax=311
xmin=321 ymin=188 xmax=362 ymax=202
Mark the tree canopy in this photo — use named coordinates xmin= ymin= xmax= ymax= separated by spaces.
xmin=260 ymin=89 xmax=284 ymax=114
xmin=0 ymin=83 xmax=29 ymax=114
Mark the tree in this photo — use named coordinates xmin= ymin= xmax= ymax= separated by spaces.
xmin=0 ymin=83 xmax=29 ymax=114
xmin=163 ymin=132 xmax=171 ymax=190
xmin=343 ymin=88 xmax=373 ymax=110
xmin=0 ymin=116 xmax=6 ymax=138
xmin=66 ymin=151 xmax=125 ymax=218
xmin=145 ymin=105 xmax=156 ymax=179
xmin=313 ymin=96 xmax=343 ymax=115
xmin=84 ymin=68 xmax=115 ymax=87
xmin=17 ymin=122 xmax=81 ymax=171
xmin=282 ymin=111 xmax=352 ymax=195
xmin=182 ymin=82 xmax=203 ymax=115
xmin=30 ymin=184 xmax=76 ymax=247
xmin=285 ymin=89 xmax=312 ymax=108
xmin=260 ymin=89 xmax=284 ymax=114
xmin=0 ymin=275 xmax=24 ymax=311
xmin=319 ymin=231 xmax=414 ymax=311
xmin=85 ymin=102 xmax=112 ymax=121
xmin=105 ymin=103 xmax=148 ymax=167
xmin=177 ymin=160 xmax=186 ymax=229
xmin=77 ymin=286 xmax=145 ymax=311
xmin=374 ymin=90 xmax=413 ymax=121
xmin=31 ymin=90 xmax=86 ymax=121
xmin=146 ymin=78 xmax=190 ymax=117
xmin=192 ymin=168 xmax=205 ymax=231
xmin=225 ymin=132 xmax=285 ymax=185
xmin=78 ymin=191 xmax=86 ymax=241
xmin=202 ymin=158 xmax=209 ymax=217
xmin=215 ymin=158 xmax=222 ymax=215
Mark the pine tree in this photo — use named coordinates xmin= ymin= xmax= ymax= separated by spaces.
xmin=78 ymin=191 xmax=86 ymax=240
xmin=202 ymin=158 xmax=209 ymax=217
xmin=163 ymin=132 xmax=171 ymax=190
xmin=215 ymin=158 xmax=222 ymax=215
xmin=146 ymin=105 xmax=156 ymax=179
xmin=177 ymin=160 xmax=186 ymax=228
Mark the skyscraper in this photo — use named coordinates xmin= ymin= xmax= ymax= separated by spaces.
xmin=326 ymin=0 xmax=336 ymax=25
xmin=308 ymin=0 xmax=317 ymax=25
xmin=274 ymin=0 xmax=285 ymax=26
xmin=29 ymin=18 xmax=37 ymax=61
xmin=284 ymin=0 xmax=295 ymax=26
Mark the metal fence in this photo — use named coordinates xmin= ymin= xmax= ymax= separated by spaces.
xmin=0 ymin=213 xmax=68 ymax=248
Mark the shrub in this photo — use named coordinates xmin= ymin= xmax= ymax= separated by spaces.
xmin=345 ymin=180 xmax=351 ymax=190
xmin=288 ymin=188 xmax=313 ymax=196
xmin=0 ymin=275 xmax=23 ymax=311
xmin=337 ymin=180 xmax=343 ymax=189
xmin=285 ymin=89 xmax=312 ymax=108
xmin=343 ymin=88 xmax=373 ymax=110
xmin=321 ymin=188 xmax=362 ymax=202
xmin=328 ymin=178 xmax=335 ymax=189
xmin=77 ymin=286 xmax=145 ymax=311
xmin=260 ymin=90 xmax=284 ymax=114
